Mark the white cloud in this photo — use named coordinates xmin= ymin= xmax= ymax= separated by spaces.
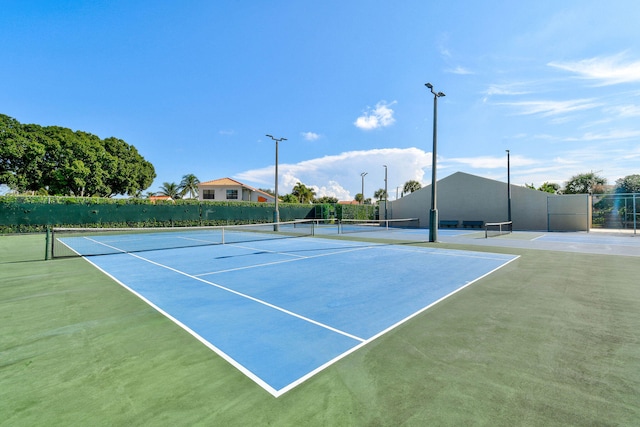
xmin=448 ymin=155 xmax=537 ymax=169
xmin=354 ymin=101 xmax=397 ymax=130
xmin=309 ymin=181 xmax=351 ymax=200
xmin=448 ymin=66 xmax=474 ymax=75
xmin=563 ymin=129 xmax=640 ymax=142
xmin=548 ymin=52 xmax=640 ymax=85
xmin=605 ymin=104 xmax=640 ymax=118
xmin=499 ymin=99 xmax=601 ymax=116
xmin=484 ymin=83 xmax=531 ymax=96
xmin=235 ymin=147 xmax=430 ymax=200
xmin=301 ymin=131 xmax=320 ymax=141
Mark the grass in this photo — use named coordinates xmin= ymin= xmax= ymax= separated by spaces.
xmin=1 ymin=233 xmax=639 ymax=426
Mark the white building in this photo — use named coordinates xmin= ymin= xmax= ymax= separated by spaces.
xmin=390 ymin=172 xmax=590 ymax=231
xmin=197 ymin=178 xmax=276 ymax=203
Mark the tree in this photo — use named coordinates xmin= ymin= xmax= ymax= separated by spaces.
xmin=280 ymin=193 xmax=299 ymax=203
xmin=403 ymin=180 xmax=422 ymax=194
xmin=539 ymin=182 xmax=561 ymax=194
xmin=354 ymin=193 xmax=364 ymax=204
xmin=374 ymin=188 xmax=388 ymax=201
xmin=0 ymin=114 xmax=156 ymax=196
xmin=179 ymin=174 xmax=200 ymax=199
xmin=314 ymin=196 xmax=338 ymax=204
xmin=258 ymin=188 xmax=275 ymax=196
xmin=564 ymin=172 xmax=607 ymax=194
xmin=615 ymin=174 xmax=640 ymax=194
xmin=291 ymin=182 xmax=315 ymax=203
xmin=525 ymin=182 xmax=561 ymax=194
xmin=158 ymin=182 xmax=180 ymax=199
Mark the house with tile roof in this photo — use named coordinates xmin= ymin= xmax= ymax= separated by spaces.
xmin=197 ymin=178 xmax=276 ymax=203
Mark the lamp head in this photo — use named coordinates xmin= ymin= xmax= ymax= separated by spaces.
xmin=425 ymin=83 xmax=433 ymax=89
xmin=437 ymin=92 xmax=445 ymax=97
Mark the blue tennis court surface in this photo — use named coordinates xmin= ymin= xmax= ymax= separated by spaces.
xmin=60 ymin=233 xmax=518 ymax=397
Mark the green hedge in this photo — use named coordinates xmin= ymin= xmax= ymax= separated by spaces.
xmin=0 ymin=196 xmax=372 ymax=233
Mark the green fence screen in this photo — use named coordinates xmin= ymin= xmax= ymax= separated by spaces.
xmin=0 ymin=196 xmax=378 ymax=232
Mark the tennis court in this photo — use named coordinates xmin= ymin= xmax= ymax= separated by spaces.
xmin=3 ymin=228 xmax=640 ymax=425
xmin=55 ymin=225 xmax=518 ymax=396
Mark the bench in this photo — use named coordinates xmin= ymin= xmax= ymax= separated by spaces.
xmin=462 ymin=220 xmax=484 ymax=228
xmin=439 ymin=220 xmax=459 ymax=228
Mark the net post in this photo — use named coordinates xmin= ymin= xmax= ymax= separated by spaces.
xmin=221 ymin=226 xmax=225 ymax=244
xmin=45 ymin=227 xmax=51 ymax=260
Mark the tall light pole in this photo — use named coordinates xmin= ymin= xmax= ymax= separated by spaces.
xmin=426 ymin=82 xmax=445 ymax=243
xmin=506 ymin=149 xmax=512 ymax=222
xmin=383 ymin=165 xmax=388 ymax=220
xmin=266 ymin=134 xmax=286 ymax=231
xmin=360 ymin=172 xmax=367 ymax=205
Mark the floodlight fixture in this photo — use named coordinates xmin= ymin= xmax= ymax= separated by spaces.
xmin=425 ymin=82 xmax=445 ymax=242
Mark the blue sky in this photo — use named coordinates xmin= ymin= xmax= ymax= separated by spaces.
xmin=2 ymin=1 xmax=640 ymax=200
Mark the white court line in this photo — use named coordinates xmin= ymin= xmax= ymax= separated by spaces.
xmin=381 ymin=245 xmax=515 ymax=261
xmin=82 ymin=236 xmax=365 ymax=343
xmin=195 ymin=243 xmax=377 ymax=277
xmin=78 ymin=234 xmax=519 ymax=397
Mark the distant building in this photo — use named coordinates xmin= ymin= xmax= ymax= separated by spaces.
xmin=197 ymin=178 xmax=276 ymax=203
xmin=148 ymin=195 xmax=173 ymax=203
xmin=390 ymin=171 xmax=590 ymax=231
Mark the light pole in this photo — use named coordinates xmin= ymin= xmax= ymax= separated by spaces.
xmin=426 ymin=82 xmax=445 ymax=243
xmin=360 ymin=172 xmax=367 ymax=205
xmin=506 ymin=149 xmax=512 ymax=222
xmin=266 ymin=134 xmax=287 ymax=231
xmin=383 ymin=165 xmax=388 ymax=220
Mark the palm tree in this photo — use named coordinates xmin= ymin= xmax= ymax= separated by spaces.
xmin=354 ymin=193 xmax=364 ymax=204
xmin=179 ymin=174 xmax=200 ymax=199
xmin=158 ymin=182 xmax=180 ymax=199
xmin=291 ymin=182 xmax=316 ymax=203
xmin=374 ymin=188 xmax=388 ymax=201
xmin=403 ymin=180 xmax=422 ymax=194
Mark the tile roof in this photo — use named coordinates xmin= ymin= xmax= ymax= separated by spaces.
xmin=198 ymin=177 xmax=245 ymax=186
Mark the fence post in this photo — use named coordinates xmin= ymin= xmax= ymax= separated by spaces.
xmin=45 ymin=226 xmax=50 ymax=260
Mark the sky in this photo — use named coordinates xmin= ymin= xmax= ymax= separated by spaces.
xmin=2 ymin=0 xmax=640 ymax=200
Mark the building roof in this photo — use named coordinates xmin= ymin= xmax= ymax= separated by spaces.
xmin=148 ymin=195 xmax=173 ymax=202
xmin=198 ymin=177 xmax=275 ymax=199
xmin=198 ymin=177 xmax=246 ymax=187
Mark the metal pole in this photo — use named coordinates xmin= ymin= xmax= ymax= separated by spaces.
xmin=634 ymin=193 xmax=637 ymax=235
xmin=266 ymin=134 xmax=287 ymax=231
xmin=383 ymin=165 xmax=388 ymax=220
xmin=506 ymin=149 xmax=512 ymax=222
xmin=360 ymin=172 xmax=367 ymax=205
xmin=426 ymin=83 xmax=445 ymax=243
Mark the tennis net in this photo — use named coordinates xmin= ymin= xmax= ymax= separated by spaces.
xmin=485 ymin=221 xmax=513 ymax=238
xmin=50 ymin=220 xmax=316 ymax=258
xmin=338 ymin=218 xmax=420 ymax=234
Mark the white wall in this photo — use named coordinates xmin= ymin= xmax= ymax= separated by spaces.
xmin=198 ymin=185 xmax=275 ymax=203
xmin=389 ymin=172 xmax=590 ymax=231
